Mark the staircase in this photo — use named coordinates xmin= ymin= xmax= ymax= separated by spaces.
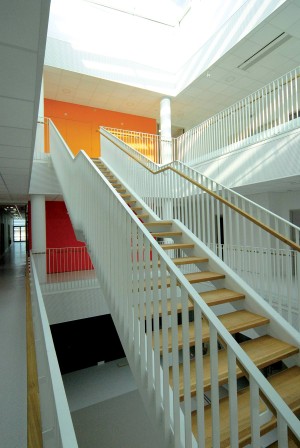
xmin=93 ymin=158 xmax=300 ymax=447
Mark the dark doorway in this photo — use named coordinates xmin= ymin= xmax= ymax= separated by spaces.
xmin=51 ymin=315 xmax=125 ymax=374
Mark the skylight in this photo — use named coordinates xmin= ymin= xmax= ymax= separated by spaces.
xmin=83 ymin=0 xmax=191 ymax=26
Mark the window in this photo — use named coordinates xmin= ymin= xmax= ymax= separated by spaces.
xmin=13 ymin=226 xmax=26 ymax=242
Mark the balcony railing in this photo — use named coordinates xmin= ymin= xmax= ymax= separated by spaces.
xmin=46 ymin=246 xmax=94 ymax=274
xmin=104 ymin=67 xmax=300 ymax=168
xmin=30 ymin=253 xmax=78 ymax=448
xmin=176 ymin=67 xmax=300 ymax=165
xmin=104 ymin=127 xmax=178 ymax=164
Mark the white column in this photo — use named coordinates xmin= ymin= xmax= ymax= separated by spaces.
xmin=31 ymin=194 xmax=46 ymax=283
xmin=160 ymin=97 xmax=172 ymax=164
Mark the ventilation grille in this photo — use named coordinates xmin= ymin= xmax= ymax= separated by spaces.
xmin=238 ymin=32 xmax=291 ymax=71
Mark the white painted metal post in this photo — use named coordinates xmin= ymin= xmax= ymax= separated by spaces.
xmin=160 ymin=98 xmax=173 ymax=164
xmin=31 ymin=194 xmax=47 ymax=283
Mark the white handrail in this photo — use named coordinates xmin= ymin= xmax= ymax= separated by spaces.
xmin=104 ymin=126 xmax=178 ymax=164
xmin=50 ymin=118 xmax=300 ymax=447
xmin=30 ymin=253 xmax=78 ymax=448
xmin=100 ymin=128 xmax=300 ymax=332
xmin=103 ymin=67 xmax=300 ymax=168
xmin=177 ymin=67 xmax=300 ymax=164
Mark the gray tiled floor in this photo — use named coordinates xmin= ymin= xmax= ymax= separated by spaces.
xmin=0 ymin=243 xmax=27 ymax=448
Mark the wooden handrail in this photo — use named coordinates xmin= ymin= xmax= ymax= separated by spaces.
xmin=26 ymin=259 xmax=43 ymax=448
xmin=100 ymin=129 xmax=300 ymax=252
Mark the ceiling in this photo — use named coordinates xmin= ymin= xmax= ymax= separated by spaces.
xmin=0 ymin=0 xmax=50 ymax=207
xmin=83 ymin=0 xmax=191 ymax=26
xmin=44 ymin=0 xmax=300 ymax=131
xmin=1 ymin=0 xmax=300 ymax=210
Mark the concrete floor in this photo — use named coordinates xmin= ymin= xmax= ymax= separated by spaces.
xmin=63 ymin=360 xmax=165 ymax=448
xmin=0 ymin=243 xmax=27 ymax=448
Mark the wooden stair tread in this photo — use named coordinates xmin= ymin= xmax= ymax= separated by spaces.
xmin=146 ymin=271 xmax=225 ymax=290
xmin=171 ymin=256 xmax=208 ymax=266
xmin=140 ymin=297 xmax=194 ymax=318
xmin=144 ymin=221 xmax=172 ymax=227
xmin=131 ymin=206 xmax=143 ymax=211
xmin=136 ymin=213 xmax=149 ymax=219
xmin=173 ymin=335 xmax=299 ymax=399
xmin=200 ymin=288 xmax=245 ymax=306
xmin=156 ymin=310 xmax=270 ymax=352
xmin=151 ymin=231 xmax=182 ymax=238
xmin=161 ymin=243 xmax=194 ymax=250
xmin=191 ymin=366 xmax=300 ymax=448
xmin=120 ymin=194 xmax=131 ymax=199
xmin=184 ymin=271 xmax=225 ymax=283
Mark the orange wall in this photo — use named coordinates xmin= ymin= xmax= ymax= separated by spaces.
xmin=44 ymin=99 xmax=157 ymax=158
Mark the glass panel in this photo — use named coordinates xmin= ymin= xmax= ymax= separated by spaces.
xmin=20 ymin=227 xmax=26 ymax=241
xmin=13 ymin=226 xmax=26 ymax=242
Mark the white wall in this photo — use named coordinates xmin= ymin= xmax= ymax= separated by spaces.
xmin=243 ymin=189 xmax=300 ymax=224
xmin=42 ymin=283 xmax=109 ymax=325
xmin=193 ymin=127 xmax=300 ymax=189
xmin=29 ymin=159 xmax=62 ymax=195
xmin=0 ymin=212 xmax=13 ymax=254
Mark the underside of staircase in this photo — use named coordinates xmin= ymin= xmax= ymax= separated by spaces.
xmin=92 ymin=158 xmax=300 ymax=447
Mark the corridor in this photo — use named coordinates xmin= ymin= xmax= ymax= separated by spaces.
xmin=0 ymin=243 xmax=27 ymax=448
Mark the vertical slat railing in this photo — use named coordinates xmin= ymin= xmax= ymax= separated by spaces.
xmin=177 ymin=67 xmax=300 ymax=165
xmin=46 ymin=246 xmax=94 ymax=275
xmin=50 ymin=119 xmax=300 ymax=447
xmin=101 ymin=128 xmax=300 ymax=330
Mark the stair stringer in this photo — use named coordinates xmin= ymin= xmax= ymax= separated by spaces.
xmin=172 ymin=219 xmax=300 ymax=356
xmin=97 ymin=157 xmax=161 ymax=223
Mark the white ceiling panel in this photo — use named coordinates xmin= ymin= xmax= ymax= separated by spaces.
xmin=0 ymin=0 xmax=50 ymax=205
xmin=0 ymin=97 xmax=34 ymax=129
xmin=0 ymin=44 xmax=37 ymax=100
xmin=2 ymin=167 xmax=32 ymax=177
xmin=0 ymin=127 xmax=32 ymax=147
xmin=0 ymin=146 xmax=32 ymax=160
xmin=0 ymin=0 xmax=41 ymax=51
xmin=270 ymin=2 xmax=300 ymax=29
xmin=248 ymin=22 xmax=283 ymax=47
xmin=288 ymin=18 xmax=300 ymax=38
xmin=0 ymin=158 xmax=31 ymax=169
